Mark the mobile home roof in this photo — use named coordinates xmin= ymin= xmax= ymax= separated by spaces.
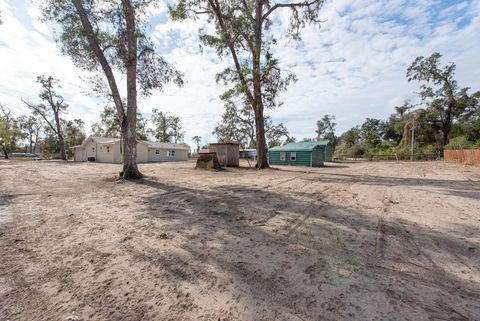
xmin=269 ymin=141 xmax=330 ymax=152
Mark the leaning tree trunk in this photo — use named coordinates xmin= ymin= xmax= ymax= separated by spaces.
xmin=73 ymin=0 xmax=140 ymax=179
xmin=121 ymin=0 xmax=142 ymax=179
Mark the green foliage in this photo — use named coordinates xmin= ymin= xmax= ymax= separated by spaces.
xmin=407 ymin=52 xmax=478 ymax=145
xmin=212 ymin=103 xmax=292 ymax=148
xmin=22 ymin=75 xmax=69 ymax=159
xmin=360 ymin=118 xmax=386 ymax=148
xmin=170 ymin=0 xmax=324 ymax=167
xmin=150 ymin=109 xmax=184 ymax=143
xmin=41 ymin=0 xmax=183 ymax=98
xmin=192 ymin=135 xmax=202 ymax=153
xmin=0 ymin=118 xmax=23 ymax=156
xmin=91 ymin=105 xmax=120 ymax=137
xmin=266 ymin=122 xmax=292 ymax=148
xmin=91 ymin=104 xmax=149 ymax=140
xmin=337 ymin=53 xmax=480 ymax=159
xmin=444 ymin=136 xmax=479 ymax=150
xmin=316 ymin=114 xmax=337 ymax=146
xmin=64 ymin=119 xmax=86 ymax=156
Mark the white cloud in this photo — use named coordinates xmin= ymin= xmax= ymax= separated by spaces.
xmin=0 ymin=0 xmax=479 ymax=148
xmin=0 ymin=0 xmax=101 ymax=129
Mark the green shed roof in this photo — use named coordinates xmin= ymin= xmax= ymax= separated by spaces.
xmin=269 ymin=140 xmax=331 ymax=152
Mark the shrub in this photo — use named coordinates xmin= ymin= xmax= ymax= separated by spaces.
xmin=445 ymin=136 xmax=473 ymax=150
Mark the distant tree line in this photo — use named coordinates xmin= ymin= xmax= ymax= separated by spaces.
xmin=335 ymin=53 xmax=480 ymax=159
xmin=92 ymin=105 xmax=186 ymax=144
xmin=1 ymin=76 xmax=86 ymax=160
xmin=0 ymin=75 xmax=188 ymax=159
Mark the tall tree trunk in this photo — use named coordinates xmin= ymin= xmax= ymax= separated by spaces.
xmin=253 ymin=0 xmax=268 ymax=168
xmin=254 ymin=107 xmax=268 ymax=167
xmin=54 ymin=110 xmax=66 ymax=160
xmin=73 ymin=0 xmax=141 ymax=179
xmin=121 ymin=0 xmax=141 ymax=179
xmin=443 ymin=105 xmax=453 ymax=146
xmin=34 ymin=129 xmax=40 ymax=154
xmin=2 ymin=146 xmax=8 ymax=159
xmin=442 ymin=127 xmax=449 ymax=146
xmin=58 ymin=133 xmax=66 ymax=160
xmin=29 ymin=132 xmax=33 ymax=154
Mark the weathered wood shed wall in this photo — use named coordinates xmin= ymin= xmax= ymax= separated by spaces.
xmin=208 ymin=143 xmax=240 ymax=167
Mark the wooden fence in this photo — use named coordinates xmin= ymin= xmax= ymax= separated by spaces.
xmin=444 ymin=149 xmax=480 ymax=166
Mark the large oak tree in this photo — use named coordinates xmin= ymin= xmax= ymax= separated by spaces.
xmin=41 ymin=0 xmax=182 ymax=179
xmin=407 ymin=52 xmax=475 ymax=145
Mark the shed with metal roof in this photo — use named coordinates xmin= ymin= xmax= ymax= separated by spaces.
xmin=268 ymin=141 xmax=330 ymax=167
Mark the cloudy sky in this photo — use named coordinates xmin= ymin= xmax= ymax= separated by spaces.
xmin=1 ymin=0 xmax=479 ymax=148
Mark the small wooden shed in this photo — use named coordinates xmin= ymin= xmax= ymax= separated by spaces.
xmin=268 ymin=141 xmax=326 ymax=167
xmin=208 ymin=143 xmax=239 ymax=167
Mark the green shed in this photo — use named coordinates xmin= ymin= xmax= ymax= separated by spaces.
xmin=268 ymin=141 xmax=328 ymax=167
xmin=317 ymin=140 xmax=334 ymax=162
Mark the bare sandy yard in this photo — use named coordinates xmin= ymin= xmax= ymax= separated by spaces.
xmin=0 ymin=159 xmax=479 ymax=321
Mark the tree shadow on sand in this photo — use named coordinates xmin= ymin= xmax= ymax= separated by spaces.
xmin=130 ymin=178 xmax=480 ymax=321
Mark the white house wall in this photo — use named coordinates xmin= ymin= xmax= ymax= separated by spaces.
xmin=97 ymin=144 xmax=110 ymax=163
xmin=74 ymin=148 xmax=85 ymax=162
xmin=137 ymin=143 xmax=149 ymax=163
xmin=85 ymin=140 xmax=96 ymax=160
xmin=113 ymin=143 xmax=121 ymax=163
xmin=73 ymin=138 xmax=187 ymax=163
xmin=148 ymin=148 xmax=188 ymax=162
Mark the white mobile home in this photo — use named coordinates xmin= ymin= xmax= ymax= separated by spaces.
xmin=138 ymin=141 xmax=189 ymax=162
xmin=72 ymin=137 xmax=188 ymax=163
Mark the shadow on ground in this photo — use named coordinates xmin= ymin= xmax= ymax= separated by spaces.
xmin=130 ymin=177 xmax=480 ymax=320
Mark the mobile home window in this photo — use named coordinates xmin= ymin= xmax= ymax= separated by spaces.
xmin=290 ymin=152 xmax=297 ymax=161
xmin=168 ymin=150 xmax=175 ymax=157
xmin=279 ymin=152 xmax=286 ymax=161
xmin=155 ymin=149 xmax=160 ymax=154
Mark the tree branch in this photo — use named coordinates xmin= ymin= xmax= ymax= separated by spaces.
xmin=262 ymin=0 xmax=318 ymax=22
xmin=21 ymin=98 xmax=59 ymax=135
xmin=208 ymin=0 xmax=255 ymax=106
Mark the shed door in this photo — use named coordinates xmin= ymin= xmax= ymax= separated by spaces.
xmin=87 ymin=145 xmax=96 ymax=159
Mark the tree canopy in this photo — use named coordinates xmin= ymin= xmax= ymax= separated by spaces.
xmin=41 ymin=0 xmax=182 ymax=178
xmin=170 ymin=0 xmax=324 ymax=168
xmin=150 ymin=109 xmax=184 ymax=143
xmin=22 ymin=76 xmax=69 ymax=160
xmin=407 ymin=52 xmax=478 ymax=145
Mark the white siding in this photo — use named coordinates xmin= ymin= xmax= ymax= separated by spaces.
xmin=97 ymin=144 xmax=114 ymax=163
xmin=137 ymin=143 xmax=149 ymax=163
xmin=74 ymin=148 xmax=85 ymax=162
xmin=85 ymin=141 xmax=96 ymax=160
xmin=113 ymin=143 xmax=122 ymax=163
xmin=148 ymin=148 xmax=188 ymax=162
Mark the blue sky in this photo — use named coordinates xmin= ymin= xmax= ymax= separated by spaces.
xmin=1 ymin=0 xmax=479 ymax=148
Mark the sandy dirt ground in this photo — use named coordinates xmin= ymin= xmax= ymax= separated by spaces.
xmin=0 ymin=159 xmax=479 ymax=321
